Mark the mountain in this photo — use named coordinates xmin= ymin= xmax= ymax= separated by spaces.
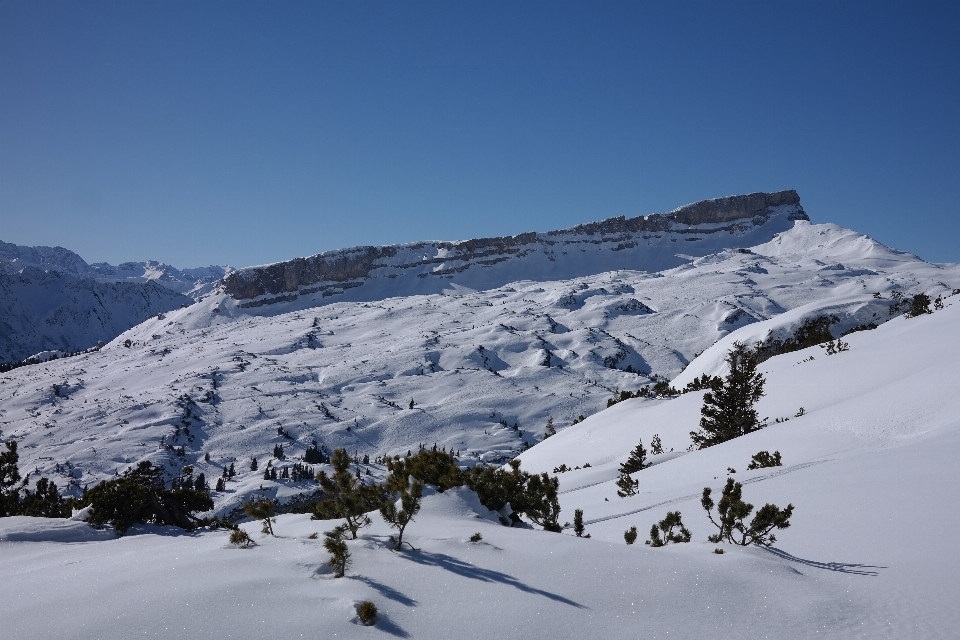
xmin=1 ymin=190 xmax=957 ymax=518
xmin=0 ymin=240 xmax=230 ymax=363
xmin=3 ymin=289 xmax=959 ymax=639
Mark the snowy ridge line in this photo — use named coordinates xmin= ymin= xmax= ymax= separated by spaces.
xmin=566 ymin=460 xmax=830 ymax=528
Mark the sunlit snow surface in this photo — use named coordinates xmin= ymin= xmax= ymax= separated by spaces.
xmin=2 ymin=299 xmax=960 ymax=638
xmin=0 ymin=221 xmax=957 ymax=518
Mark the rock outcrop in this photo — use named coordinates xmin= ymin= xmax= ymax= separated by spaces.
xmin=221 ymin=190 xmax=807 ymax=306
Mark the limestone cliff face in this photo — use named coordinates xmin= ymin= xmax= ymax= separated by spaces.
xmin=221 ymin=190 xmax=807 ymax=307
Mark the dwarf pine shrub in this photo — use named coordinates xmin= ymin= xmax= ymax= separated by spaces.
xmin=701 ymin=478 xmax=793 ymax=547
xmin=324 ymin=524 xmax=351 ymax=578
xmin=624 ymin=526 xmax=638 ymax=545
xmin=229 ymin=529 xmax=253 ymax=548
xmin=646 ymin=511 xmax=691 ymax=546
xmin=357 ymin=601 xmax=378 ymax=626
xmin=746 ymin=450 xmax=782 ymax=470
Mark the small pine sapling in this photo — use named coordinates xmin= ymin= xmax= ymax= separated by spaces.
xmin=616 ymin=440 xmax=650 ymax=498
xmin=701 ymin=478 xmax=793 ymax=547
xmin=229 ymin=528 xmax=253 ymax=548
xmin=323 ymin=524 xmax=351 ymax=578
xmin=380 ymin=456 xmax=424 ymax=551
xmin=624 ymin=526 xmax=638 ymax=545
xmin=746 ymin=450 xmax=782 ymax=470
xmin=573 ymin=508 xmax=590 ymax=538
xmin=646 ymin=511 xmax=691 ymax=547
xmin=650 ymin=434 xmax=664 ymax=456
xmin=357 ymin=601 xmax=378 ymax=626
xmin=313 ymin=448 xmax=382 ymax=539
xmin=243 ymin=499 xmax=276 ymax=536
xmin=543 ymin=416 xmax=557 ymax=440
xmin=470 ymin=532 xmax=483 ymax=543
xmin=615 ymin=472 xmax=639 ymax=498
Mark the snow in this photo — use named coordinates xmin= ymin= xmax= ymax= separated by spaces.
xmin=0 ymin=220 xmax=957 ymax=520
xmin=2 ymin=224 xmax=960 ymax=637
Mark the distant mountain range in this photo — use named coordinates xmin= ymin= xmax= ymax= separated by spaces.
xmin=0 ymin=240 xmax=230 ymax=362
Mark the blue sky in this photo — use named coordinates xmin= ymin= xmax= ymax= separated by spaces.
xmin=1 ymin=1 xmax=958 ymax=268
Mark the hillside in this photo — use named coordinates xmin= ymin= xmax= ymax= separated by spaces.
xmin=2 ymin=282 xmax=958 ymax=639
xmin=0 ymin=211 xmax=957 ymax=518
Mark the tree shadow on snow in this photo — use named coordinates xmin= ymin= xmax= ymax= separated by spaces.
xmin=353 ymin=612 xmax=411 ymax=638
xmin=351 ymin=575 xmax=419 ymax=607
xmin=766 ymin=547 xmax=886 ymax=576
xmin=397 ymin=550 xmax=586 ymax=608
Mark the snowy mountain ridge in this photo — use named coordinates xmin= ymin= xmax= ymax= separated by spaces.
xmin=1 ymin=197 xmax=957 ymax=521
xmin=220 ymin=189 xmax=806 ymax=308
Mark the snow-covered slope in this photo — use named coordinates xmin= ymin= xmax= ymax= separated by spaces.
xmin=1 ymin=213 xmax=957 ymax=518
xmin=0 ymin=268 xmax=192 ymax=363
xmin=0 ymin=240 xmax=229 ymax=362
xmin=3 ymin=297 xmax=960 ymax=639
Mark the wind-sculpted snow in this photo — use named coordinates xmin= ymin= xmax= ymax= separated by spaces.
xmin=3 ymin=300 xmax=960 ymax=638
xmin=1 ymin=218 xmax=957 ymax=518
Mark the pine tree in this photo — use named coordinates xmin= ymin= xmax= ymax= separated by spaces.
xmin=543 ymin=416 xmax=557 ymax=440
xmin=650 ymin=434 xmax=664 ymax=456
xmin=624 ymin=526 xmax=638 ymax=544
xmin=701 ymin=478 xmax=793 ymax=546
xmin=615 ymin=472 xmax=639 ymax=498
xmin=215 ymin=477 xmax=225 ymax=492
xmin=380 ymin=456 xmax=424 ymax=551
xmin=324 ymin=524 xmax=351 ymax=578
xmin=228 ymin=463 xmax=236 ymax=478
xmin=646 ymin=511 xmax=691 ymax=546
xmin=0 ymin=440 xmax=23 ymax=517
xmin=312 ymin=449 xmax=384 ymax=538
xmin=250 ymin=457 xmax=258 ymax=471
xmin=620 ymin=441 xmax=650 ymax=474
xmin=194 ymin=473 xmax=208 ymax=493
xmin=573 ymin=508 xmax=590 ymax=537
xmin=616 ymin=440 xmax=649 ymax=498
xmin=690 ymin=342 xmax=766 ymax=449
xmin=244 ymin=499 xmax=276 ymax=536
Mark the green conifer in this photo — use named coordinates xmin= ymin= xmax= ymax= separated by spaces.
xmin=690 ymin=343 xmax=766 ymax=449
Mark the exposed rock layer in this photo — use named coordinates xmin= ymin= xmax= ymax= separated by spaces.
xmin=222 ymin=190 xmax=806 ymax=302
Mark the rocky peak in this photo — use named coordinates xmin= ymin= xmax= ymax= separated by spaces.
xmin=220 ymin=190 xmax=807 ymax=308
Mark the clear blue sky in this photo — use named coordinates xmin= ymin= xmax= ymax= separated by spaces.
xmin=1 ymin=0 xmax=958 ymax=268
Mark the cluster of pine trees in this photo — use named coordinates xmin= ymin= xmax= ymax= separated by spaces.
xmin=0 ymin=440 xmax=72 ymax=518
